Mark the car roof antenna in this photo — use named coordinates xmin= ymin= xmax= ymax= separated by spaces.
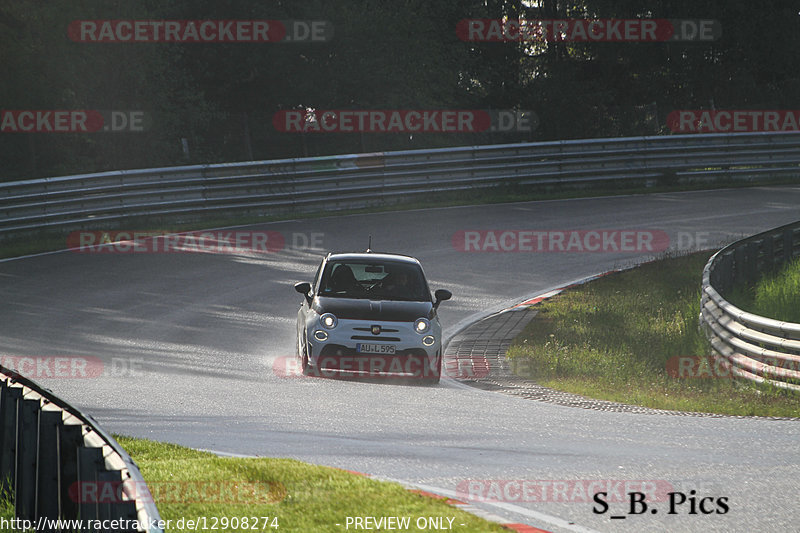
xmin=366 ymin=235 xmax=372 ymax=253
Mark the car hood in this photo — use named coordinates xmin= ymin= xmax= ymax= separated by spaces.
xmin=313 ymin=297 xmax=433 ymax=321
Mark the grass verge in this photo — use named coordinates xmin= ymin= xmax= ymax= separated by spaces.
xmin=507 ymin=251 xmax=800 ymax=417
xmin=116 ymin=436 xmax=508 ymax=533
xmin=727 ymin=257 xmax=800 ymax=323
xmin=0 ymin=490 xmax=19 ymax=532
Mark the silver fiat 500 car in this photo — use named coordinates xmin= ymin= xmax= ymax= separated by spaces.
xmin=293 ymin=251 xmax=452 ymax=383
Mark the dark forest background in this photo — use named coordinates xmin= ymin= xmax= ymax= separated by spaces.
xmin=1 ymin=0 xmax=797 ymax=181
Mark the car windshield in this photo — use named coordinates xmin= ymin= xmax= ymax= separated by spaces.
xmin=318 ymin=260 xmax=430 ymax=301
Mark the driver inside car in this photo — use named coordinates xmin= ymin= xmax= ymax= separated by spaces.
xmin=380 ymin=268 xmax=411 ymax=297
xmin=327 ymin=264 xmax=360 ymax=295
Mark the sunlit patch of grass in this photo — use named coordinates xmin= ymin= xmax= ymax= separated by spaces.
xmin=116 ymin=437 xmax=508 ymax=533
xmin=0 ymin=486 xmax=34 ymax=533
xmin=508 ymin=251 xmax=800 ymax=417
xmin=728 ymin=258 xmax=800 ymax=323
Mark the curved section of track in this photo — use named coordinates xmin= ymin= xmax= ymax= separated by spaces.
xmin=2 ymin=187 xmax=800 ymax=532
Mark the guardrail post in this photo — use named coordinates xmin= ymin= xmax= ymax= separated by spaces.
xmin=746 ymin=242 xmax=759 ymax=284
xmin=14 ymin=398 xmax=40 ymax=520
xmin=784 ymin=229 xmax=795 ymax=263
xmin=59 ymin=424 xmax=83 ymax=519
xmin=712 ymin=253 xmax=730 ymax=295
xmin=113 ymin=500 xmax=140 ymax=532
xmin=97 ymin=469 xmax=139 ymax=532
xmin=36 ymin=410 xmax=62 ymax=520
xmin=78 ymin=446 xmax=104 ymax=530
xmin=0 ymin=385 xmax=21 ymax=493
xmin=733 ymin=246 xmax=746 ymax=286
xmin=765 ymin=234 xmax=776 ymax=272
xmin=96 ymin=470 xmax=119 ymax=523
xmin=750 ymin=241 xmax=761 ymax=282
xmin=732 ymin=241 xmax=760 ymax=286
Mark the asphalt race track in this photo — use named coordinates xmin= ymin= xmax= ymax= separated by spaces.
xmin=2 ymin=186 xmax=800 ymax=532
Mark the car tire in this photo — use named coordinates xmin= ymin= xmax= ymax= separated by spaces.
xmin=432 ymin=351 xmax=442 ymax=384
xmin=298 ymin=331 xmax=312 ymax=376
xmin=426 ymin=351 xmax=442 ymax=385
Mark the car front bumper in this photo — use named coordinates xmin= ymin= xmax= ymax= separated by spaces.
xmin=305 ymin=317 xmax=441 ymax=377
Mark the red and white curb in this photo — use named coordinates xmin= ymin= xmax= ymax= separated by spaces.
xmin=340 ymin=469 xmax=557 ymax=533
xmin=511 ymin=269 xmax=622 ymax=310
xmin=403 ymin=489 xmax=552 ymax=533
xmin=201 ymin=451 xmax=559 ymax=531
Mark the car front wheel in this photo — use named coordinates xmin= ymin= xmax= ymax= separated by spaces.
xmin=297 ymin=330 xmax=312 ymax=376
xmin=300 ymin=332 xmax=312 ymax=376
xmin=426 ymin=350 xmax=442 ymax=385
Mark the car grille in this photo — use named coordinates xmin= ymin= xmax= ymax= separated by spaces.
xmin=350 ymin=335 xmax=402 ymax=341
xmin=350 ymin=325 xmax=401 ymax=341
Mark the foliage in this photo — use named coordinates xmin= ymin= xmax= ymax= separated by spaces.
xmin=1 ymin=1 xmax=799 ymax=179
xmin=728 ymin=258 xmax=800 ymax=323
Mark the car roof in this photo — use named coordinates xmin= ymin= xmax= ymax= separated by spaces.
xmin=326 ymin=252 xmax=422 ymax=266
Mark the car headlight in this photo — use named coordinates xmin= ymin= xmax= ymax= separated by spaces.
xmin=422 ymin=335 xmax=435 ymax=346
xmin=314 ymin=330 xmax=329 ymax=342
xmin=320 ymin=313 xmax=338 ymax=329
xmin=414 ymin=318 xmax=430 ymax=334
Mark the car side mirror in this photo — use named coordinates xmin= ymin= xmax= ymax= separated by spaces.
xmin=433 ymin=289 xmax=452 ymax=309
xmin=294 ymin=282 xmax=312 ymax=304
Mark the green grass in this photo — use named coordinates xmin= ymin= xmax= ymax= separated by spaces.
xmin=0 ymin=491 xmax=15 ymax=532
xmin=116 ymin=436 xmax=508 ymax=533
xmin=727 ymin=258 xmax=800 ymax=323
xmin=0 ymin=487 xmax=33 ymax=533
xmin=507 ymin=251 xmax=800 ymax=417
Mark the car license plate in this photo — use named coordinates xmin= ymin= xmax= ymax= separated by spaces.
xmin=356 ymin=343 xmax=396 ymax=354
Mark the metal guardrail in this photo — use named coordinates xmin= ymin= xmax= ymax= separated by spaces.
xmin=700 ymin=221 xmax=800 ymax=391
xmin=0 ymin=365 xmax=163 ymax=532
xmin=2 ymin=131 xmax=800 ymax=240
